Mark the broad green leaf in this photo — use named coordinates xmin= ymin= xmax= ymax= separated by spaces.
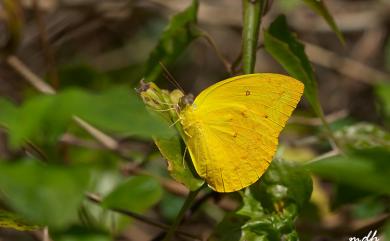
xmin=0 ymin=161 xmax=90 ymax=230
xmin=0 ymin=88 xmax=173 ymax=148
xmin=154 ymin=129 xmax=204 ymax=191
xmin=334 ymin=123 xmax=390 ymax=150
xmin=144 ymin=0 xmax=200 ymax=82
xmin=264 ymin=15 xmax=321 ymax=115
xmin=101 ymin=176 xmax=162 ymax=213
xmin=375 ymin=82 xmax=390 ymax=122
xmin=302 ymin=0 xmax=344 ymax=44
xmin=307 ymin=148 xmax=390 ymax=194
xmin=0 ymin=210 xmax=39 ymax=231
xmin=75 ymin=88 xmax=173 ymax=138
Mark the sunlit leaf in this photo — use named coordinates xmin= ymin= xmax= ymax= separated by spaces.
xmin=144 ymin=0 xmax=200 ymax=82
xmin=302 ymin=0 xmax=344 ymax=44
xmin=101 ymin=176 xmax=162 ymax=213
xmin=0 ymin=210 xmax=39 ymax=231
xmin=0 ymin=161 xmax=90 ymax=230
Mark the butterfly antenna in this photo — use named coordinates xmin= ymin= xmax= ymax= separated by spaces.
xmin=159 ymin=61 xmax=185 ymax=93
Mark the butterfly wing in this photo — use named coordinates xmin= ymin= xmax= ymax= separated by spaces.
xmin=181 ymin=73 xmax=304 ymax=192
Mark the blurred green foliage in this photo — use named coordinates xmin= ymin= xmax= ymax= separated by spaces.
xmin=0 ymin=87 xmax=172 ymax=149
xmin=101 ymin=175 xmax=163 ymax=213
xmin=0 ymin=161 xmax=90 ymax=230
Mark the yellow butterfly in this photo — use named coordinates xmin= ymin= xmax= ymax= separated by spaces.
xmin=179 ymin=73 xmax=304 ymax=192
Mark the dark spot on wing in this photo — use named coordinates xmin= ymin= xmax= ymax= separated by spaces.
xmin=245 ymin=90 xmax=251 ymax=96
xmin=264 ymin=115 xmax=268 ymax=119
xmin=233 ymin=132 xmax=238 ymax=138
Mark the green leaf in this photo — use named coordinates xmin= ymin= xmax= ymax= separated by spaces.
xmin=307 ymin=148 xmax=390 ymax=194
xmin=56 ymin=227 xmax=110 ymax=241
xmin=302 ymin=0 xmax=344 ymax=44
xmin=101 ymin=176 xmax=162 ymax=213
xmin=375 ymin=82 xmax=390 ymax=122
xmin=144 ymin=0 xmax=200 ymax=82
xmin=0 ymin=87 xmax=173 ymax=148
xmin=75 ymin=88 xmax=173 ymax=138
xmin=334 ymin=122 xmax=390 ymax=150
xmin=0 ymin=161 xmax=90 ymax=230
xmin=154 ymin=129 xmax=204 ymax=191
xmin=264 ymin=15 xmax=321 ymax=115
xmin=242 ymin=0 xmax=266 ymax=74
xmin=0 ymin=210 xmax=39 ymax=231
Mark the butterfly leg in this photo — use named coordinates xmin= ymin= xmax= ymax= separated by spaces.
xmin=182 ymin=146 xmax=188 ymax=168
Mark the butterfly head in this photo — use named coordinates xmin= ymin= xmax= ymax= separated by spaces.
xmin=178 ymin=94 xmax=195 ymax=109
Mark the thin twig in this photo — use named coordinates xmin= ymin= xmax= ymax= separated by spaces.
xmin=6 ymin=55 xmax=55 ymax=94
xmin=72 ymin=116 xmax=118 ymax=150
xmin=42 ymin=227 xmax=50 ymax=241
xmin=86 ymin=193 xmax=201 ymax=241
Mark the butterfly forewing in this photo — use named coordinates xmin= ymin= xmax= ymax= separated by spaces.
xmin=181 ymin=73 xmax=304 ymax=192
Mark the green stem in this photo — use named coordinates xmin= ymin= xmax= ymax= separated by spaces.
xmin=163 ymin=186 xmax=203 ymax=241
xmin=242 ymin=0 xmax=265 ymax=74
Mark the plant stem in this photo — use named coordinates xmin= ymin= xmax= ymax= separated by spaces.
xmin=163 ymin=186 xmax=203 ymax=241
xmin=242 ymin=0 xmax=265 ymax=74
